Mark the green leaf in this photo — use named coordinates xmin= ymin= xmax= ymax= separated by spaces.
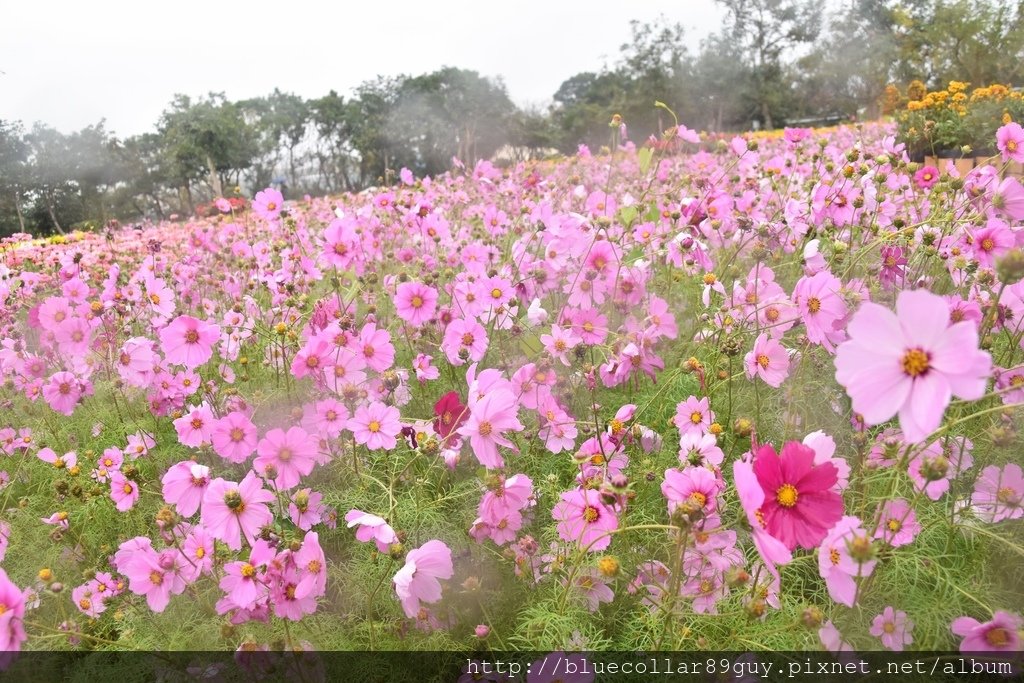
xmin=638 ymin=147 xmax=653 ymax=175
xmin=618 ymin=205 xmax=638 ymax=227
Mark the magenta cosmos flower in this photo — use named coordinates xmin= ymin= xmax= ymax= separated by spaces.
xmin=675 ymin=396 xmax=714 ymax=437
xmin=951 ymin=611 xmax=1022 ymax=652
xmin=394 ymin=282 xmax=438 ymax=327
xmin=349 ymin=401 xmax=402 ymax=451
xmin=914 ymin=165 xmax=940 ymax=189
xmin=744 ymin=332 xmax=790 ymax=388
xmin=253 ymin=426 xmax=319 ymax=489
xmin=159 ymin=315 xmax=221 ymax=369
xmin=753 ymin=441 xmax=843 ymax=551
xmin=552 ymin=487 xmax=618 ymax=551
xmin=201 ymin=472 xmax=275 ymax=551
xmin=733 ymin=459 xmax=792 ymax=578
xmin=835 ymin=289 xmax=991 ymax=443
xmin=393 ymin=539 xmax=453 ymax=618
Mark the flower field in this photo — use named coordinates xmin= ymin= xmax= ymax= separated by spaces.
xmin=0 ymin=120 xmax=1022 ymax=665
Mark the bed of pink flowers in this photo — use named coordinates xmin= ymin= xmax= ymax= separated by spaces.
xmin=0 ymin=120 xmax=1022 ymax=658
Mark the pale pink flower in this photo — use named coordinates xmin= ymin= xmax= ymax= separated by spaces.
xmin=393 ymin=539 xmax=453 ymax=618
xmin=159 ymin=315 xmax=220 ymax=368
xmin=835 ymin=289 xmax=991 ymax=443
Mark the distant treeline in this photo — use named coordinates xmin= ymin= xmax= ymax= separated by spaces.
xmin=2 ymin=0 xmax=1023 ymax=236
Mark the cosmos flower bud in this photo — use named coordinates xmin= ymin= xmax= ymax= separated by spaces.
xmin=597 ymin=556 xmax=620 ymax=578
xmin=474 ymin=624 xmax=490 ymax=639
xmin=802 ymin=606 xmax=823 ymax=628
xmin=848 ymin=534 xmax=875 ymax=564
xmin=997 ymin=249 xmax=1024 ymax=284
xmin=921 ymin=455 xmax=949 ymax=481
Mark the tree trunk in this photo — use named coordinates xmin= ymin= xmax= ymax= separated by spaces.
xmin=761 ymin=100 xmax=774 ymax=130
xmin=45 ymin=191 xmax=64 ymax=234
xmin=12 ymin=191 xmax=25 ymax=233
xmin=205 ymin=155 xmax=223 ymax=198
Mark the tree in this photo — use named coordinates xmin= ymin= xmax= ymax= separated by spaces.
xmin=158 ymin=93 xmax=258 ymax=210
xmin=716 ymin=0 xmax=823 ymax=128
xmin=0 ymin=120 xmax=29 ymax=235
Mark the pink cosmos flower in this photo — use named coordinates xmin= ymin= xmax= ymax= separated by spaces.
xmin=675 ymin=396 xmax=714 ymax=438
xmin=970 ymin=217 xmax=1014 ymax=268
xmin=160 ymin=315 xmax=220 ymax=368
xmin=0 ymin=569 xmax=26 ymax=651
xmin=457 ymin=389 xmax=523 ymax=469
xmin=201 ymin=472 xmax=275 ymax=551
xmin=997 ymin=122 xmax=1024 ymax=163
xmin=818 ymin=515 xmax=876 ymax=607
xmin=733 ymin=459 xmax=792 ymax=579
xmin=393 ymin=539 xmax=453 ymax=618
xmin=211 ymin=411 xmax=258 ymax=463
xmin=951 ymin=611 xmax=1022 ymax=652
xmin=678 ymin=433 xmax=724 ymax=467
xmin=254 ymin=426 xmax=318 ymax=490
xmin=870 ymin=606 xmax=914 ymax=651
xmin=819 ymin=620 xmax=854 ymax=653
xmin=972 ymin=463 xmax=1024 ymax=523
xmin=914 ymin=165 xmax=940 ymax=189
xmin=442 ymin=318 xmax=489 ymax=366
xmin=394 ymin=282 xmax=438 ymax=327
xmin=834 ymin=289 xmax=992 ymax=443
xmin=357 ymin=322 xmax=396 ymax=373
xmin=289 ymin=488 xmax=325 ymax=530
xmin=744 ymin=332 xmax=790 ymax=387
xmin=253 ymin=187 xmax=284 ymax=220
xmin=661 ymin=466 xmax=721 ymax=516
xmin=540 ymin=324 xmax=581 ymax=366
xmin=161 ymin=460 xmax=210 ymax=517
xmin=72 ymin=583 xmax=105 ymax=618
xmin=294 ymin=531 xmax=327 ymax=598
xmin=42 ymin=371 xmax=83 ymax=415
xmin=753 ymin=441 xmax=843 ymax=550
xmin=115 ymin=538 xmax=187 ymax=612
xmin=220 ymin=539 xmax=277 ymax=611
xmin=793 ymin=270 xmax=847 ymax=351
xmin=37 ymin=447 xmax=76 ymax=471
xmin=552 ymin=487 xmax=619 ymax=551
xmin=345 ymin=509 xmax=399 ymax=552
xmin=173 ymin=404 xmax=215 ymax=447
xmin=873 ymin=498 xmax=920 ymax=547
xmin=109 ymin=472 xmax=140 ymax=512
xmin=349 ymin=401 xmax=402 ymax=451
xmin=413 ymin=353 xmax=439 ymax=382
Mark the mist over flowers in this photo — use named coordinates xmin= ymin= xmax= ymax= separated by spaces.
xmin=0 ymin=117 xmax=1020 ymax=664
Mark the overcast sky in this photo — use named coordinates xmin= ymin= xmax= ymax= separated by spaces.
xmin=0 ymin=1 xmax=726 ymax=137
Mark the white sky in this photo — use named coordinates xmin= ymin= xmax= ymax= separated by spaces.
xmin=0 ymin=0 xmax=726 ymax=137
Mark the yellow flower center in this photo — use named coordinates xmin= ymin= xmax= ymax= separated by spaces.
xmin=689 ymin=411 xmax=703 ymax=424
xmin=901 ymin=348 xmax=930 ymax=377
xmin=368 ymin=421 xmax=381 ymax=433
xmin=986 ymin=628 xmax=1010 ymax=647
xmin=241 ymin=563 xmax=256 ymax=578
xmin=184 ymin=330 xmax=200 ymax=344
xmin=756 ymin=354 xmax=770 ymax=369
xmin=478 ymin=421 xmax=492 ymax=437
xmin=776 ymin=483 xmax=799 ymax=508
xmin=411 ymin=295 xmax=423 ymax=308
xmin=807 ymin=297 xmax=821 ymax=313
xmin=583 ymin=505 xmax=600 ymax=523
xmin=883 ymin=622 xmax=896 ymax=634
xmin=887 ymin=518 xmax=902 ymax=532
xmin=689 ymin=492 xmax=707 ymax=508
